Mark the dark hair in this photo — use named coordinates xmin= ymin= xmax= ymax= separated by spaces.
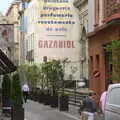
xmin=89 ymin=93 xmax=93 ymax=96
xmin=108 ymin=80 xmax=113 ymax=85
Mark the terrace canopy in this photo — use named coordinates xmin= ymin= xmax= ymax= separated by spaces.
xmin=0 ymin=49 xmax=17 ymax=74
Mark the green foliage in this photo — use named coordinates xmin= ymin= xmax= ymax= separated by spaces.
xmin=39 ymin=60 xmax=64 ymax=95
xmin=11 ymin=72 xmax=23 ymax=108
xmin=2 ymin=74 xmax=11 ymax=102
xmin=18 ymin=59 xmax=66 ymax=95
xmin=105 ymin=40 xmax=120 ymax=52
xmin=105 ymin=40 xmax=120 ymax=81
xmin=27 ymin=65 xmax=39 ymax=87
xmin=18 ymin=64 xmax=39 ymax=88
xmin=18 ymin=64 xmax=28 ymax=84
xmin=27 ymin=0 xmax=32 ymax=3
xmin=37 ymin=63 xmax=49 ymax=90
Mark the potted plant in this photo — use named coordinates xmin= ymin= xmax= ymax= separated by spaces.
xmin=2 ymin=74 xmax=11 ymax=114
xmin=11 ymin=72 xmax=24 ymax=120
xmin=58 ymin=90 xmax=69 ymax=111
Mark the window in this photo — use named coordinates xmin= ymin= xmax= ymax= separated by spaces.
xmin=95 ymin=0 xmax=100 ymax=26
xmin=43 ymin=56 xmax=47 ymax=62
xmin=105 ymin=49 xmax=112 ymax=80
xmin=90 ymin=56 xmax=93 ymax=72
xmin=108 ymin=87 xmax=120 ymax=105
xmin=96 ymin=55 xmax=100 ymax=70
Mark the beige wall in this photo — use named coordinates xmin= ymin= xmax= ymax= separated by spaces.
xmin=24 ymin=0 xmax=82 ymax=81
xmin=74 ymin=0 xmax=88 ymax=79
xmin=5 ymin=1 xmax=20 ymax=65
xmin=88 ymin=0 xmax=104 ymax=33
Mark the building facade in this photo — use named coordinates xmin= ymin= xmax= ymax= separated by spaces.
xmin=0 ymin=14 xmax=13 ymax=57
xmin=20 ymin=0 xmax=87 ymax=83
xmin=0 ymin=0 xmax=20 ymax=65
xmin=5 ymin=0 xmax=21 ymax=65
xmin=88 ymin=0 xmax=120 ymax=102
xmin=73 ymin=0 xmax=88 ymax=81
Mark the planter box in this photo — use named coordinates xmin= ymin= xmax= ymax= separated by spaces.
xmin=50 ymin=95 xmax=58 ymax=108
xmin=11 ymin=107 xmax=24 ymax=120
xmin=58 ymin=95 xmax=68 ymax=111
xmin=39 ymin=93 xmax=45 ymax=103
xmin=2 ymin=99 xmax=11 ymax=114
xmin=43 ymin=94 xmax=51 ymax=105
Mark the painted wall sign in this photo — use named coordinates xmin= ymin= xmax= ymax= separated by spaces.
xmin=37 ymin=0 xmax=80 ymax=49
xmin=29 ymin=0 xmax=81 ymax=80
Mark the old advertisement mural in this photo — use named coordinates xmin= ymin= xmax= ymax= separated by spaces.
xmin=28 ymin=0 xmax=81 ymax=80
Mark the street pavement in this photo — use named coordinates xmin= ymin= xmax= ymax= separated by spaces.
xmin=24 ymin=100 xmax=80 ymax=120
xmin=0 ymin=100 xmax=103 ymax=120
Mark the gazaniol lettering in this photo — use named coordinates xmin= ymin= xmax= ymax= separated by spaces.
xmin=38 ymin=40 xmax=75 ymax=48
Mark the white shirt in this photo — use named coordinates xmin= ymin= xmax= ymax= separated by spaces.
xmin=100 ymin=91 xmax=107 ymax=113
xmin=22 ymin=84 xmax=29 ymax=92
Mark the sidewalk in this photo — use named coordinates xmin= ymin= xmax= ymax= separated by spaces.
xmin=68 ymin=105 xmax=80 ymax=118
xmin=24 ymin=100 xmax=80 ymax=120
xmin=0 ymin=100 xmax=104 ymax=120
xmin=24 ymin=100 xmax=105 ymax=120
xmin=0 ymin=114 xmax=11 ymax=120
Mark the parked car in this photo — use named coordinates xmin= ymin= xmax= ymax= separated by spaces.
xmin=105 ymin=84 xmax=120 ymax=120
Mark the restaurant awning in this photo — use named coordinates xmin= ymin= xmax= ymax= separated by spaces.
xmin=0 ymin=49 xmax=17 ymax=75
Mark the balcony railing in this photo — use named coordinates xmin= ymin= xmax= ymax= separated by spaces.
xmin=104 ymin=0 xmax=120 ymax=23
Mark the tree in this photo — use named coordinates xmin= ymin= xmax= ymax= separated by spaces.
xmin=11 ymin=72 xmax=23 ymax=108
xmin=39 ymin=60 xmax=64 ymax=96
xmin=27 ymin=65 xmax=39 ymax=88
xmin=105 ymin=40 xmax=120 ymax=82
xmin=19 ymin=64 xmax=39 ymax=88
xmin=11 ymin=72 xmax=24 ymax=120
xmin=38 ymin=63 xmax=50 ymax=90
xmin=2 ymin=74 xmax=11 ymax=113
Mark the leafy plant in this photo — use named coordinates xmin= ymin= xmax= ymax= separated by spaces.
xmin=27 ymin=65 xmax=39 ymax=88
xmin=19 ymin=64 xmax=39 ymax=88
xmin=105 ymin=40 xmax=120 ymax=81
xmin=39 ymin=60 xmax=64 ymax=96
xmin=12 ymin=72 xmax=23 ymax=108
xmin=2 ymin=74 xmax=11 ymax=108
xmin=38 ymin=63 xmax=50 ymax=90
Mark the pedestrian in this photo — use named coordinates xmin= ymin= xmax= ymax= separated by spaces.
xmin=99 ymin=91 xmax=107 ymax=114
xmin=99 ymin=80 xmax=113 ymax=114
xmin=22 ymin=82 xmax=30 ymax=103
xmin=81 ymin=93 xmax=97 ymax=120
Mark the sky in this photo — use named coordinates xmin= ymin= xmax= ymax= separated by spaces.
xmin=0 ymin=0 xmax=13 ymax=14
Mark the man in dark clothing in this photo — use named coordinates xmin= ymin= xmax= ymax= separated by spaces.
xmin=81 ymin=93 xmax=97 ymax=120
